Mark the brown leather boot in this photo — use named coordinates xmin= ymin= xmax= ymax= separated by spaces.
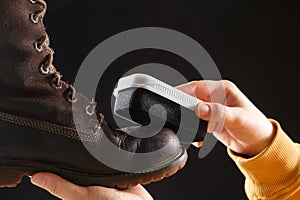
xmin=0 ymin=0 xmax=187 ymax=188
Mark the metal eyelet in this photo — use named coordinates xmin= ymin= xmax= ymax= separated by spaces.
xmin=39 ymin=63 xmax=55 ymax=75
xmin=67 ymin=96 xmax=78 ymax=103
xmin=34 ymin=41 xmax=43 ymax=52
xmin=51 ymin=81 xmax=63 ymax=89
xmin=86 ymin=105 xmax=95 ymax=116
xmin=30 ymin=13 xmax=39 ymax=24
xmin=39 ymin=64 xmax=49 ymax=75
xmin=30 ymin=0 xmax=37 ymax=3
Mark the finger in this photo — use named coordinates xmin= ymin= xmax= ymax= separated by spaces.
xmin=197 ymin=102 xmax=237 ymax=127
xmin=177 ymin=80 xmax=227 ymax=103
xmin=197 ymin=102 xmax=226 ymax=134
xmin=31 ymin=173 xmax=87 ymax=200
xmin=192 ymin=141 xmax=204 ymax=148
xmin=176 ymin=81 xmax=211 ymax=101
xmin=87 ymin=184 xmax=153 ymax=200
xmin=176 ymin=82 xmax=197 ymax=96
xmin=125 ymin=185 xmax=154 ymax=200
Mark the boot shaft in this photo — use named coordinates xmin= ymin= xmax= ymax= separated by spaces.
xmin=0 ymin=0 xmax=50 ymax=92
xmin=0 ymin=0 xmax=90 ymax=129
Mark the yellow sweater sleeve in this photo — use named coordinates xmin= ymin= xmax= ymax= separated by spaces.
xmin=228 ymin=119 xmax=300 ymax=200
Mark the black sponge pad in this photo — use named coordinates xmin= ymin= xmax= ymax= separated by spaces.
xmin=114 ymin=88 xmax=208 ymax=143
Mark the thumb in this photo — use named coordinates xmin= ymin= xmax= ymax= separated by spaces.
xmin=31 ymin=173 xmax=86 ymax=200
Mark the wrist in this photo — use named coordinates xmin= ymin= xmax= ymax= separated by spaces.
xmin=250 ymin=120 xmax=276 ymax=157
xmin=234 ymin=120 xmax=277 ymax=158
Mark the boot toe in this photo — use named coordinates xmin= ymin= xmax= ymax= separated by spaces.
xmin=113 ymin=126 xmax=186 ymax=171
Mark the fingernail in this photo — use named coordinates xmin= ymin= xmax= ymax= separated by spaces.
xmin=31 ymin=175 xmax=46 ymax=188
xmin=192 ymin=141 xmax=203 ymax=148
xmin=198 ymin=103 xmax=210 ymax=116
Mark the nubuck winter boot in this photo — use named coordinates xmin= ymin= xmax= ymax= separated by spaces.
xmin=0 ymin=0 xmax=187 ymax=188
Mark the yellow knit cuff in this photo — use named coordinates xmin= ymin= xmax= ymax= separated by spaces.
xmin=228 ymin=119 xmax=300 ymax=199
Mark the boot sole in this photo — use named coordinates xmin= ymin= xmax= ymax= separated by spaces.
xmin=0 ymin=148 xmax=187 ymax=189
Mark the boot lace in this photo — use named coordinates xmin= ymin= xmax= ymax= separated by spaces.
xmin=29 ymin=0 xmax=101 ymax=120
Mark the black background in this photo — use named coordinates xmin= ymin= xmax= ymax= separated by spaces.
xmin=0 ymin=0 xmax=299 ymax=199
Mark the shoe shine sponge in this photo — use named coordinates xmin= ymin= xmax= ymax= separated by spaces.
xmin=113 ymin=74 xmax=208 ymax=144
